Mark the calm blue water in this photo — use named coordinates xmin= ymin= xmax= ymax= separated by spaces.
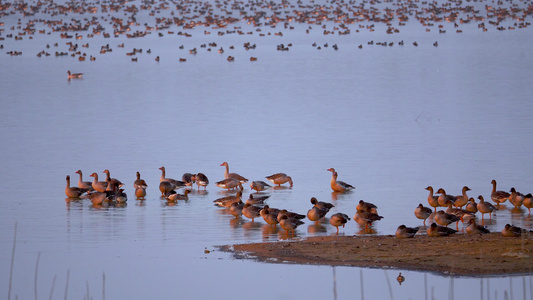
xmin=1 ymin=0 xmax=532 ymax=298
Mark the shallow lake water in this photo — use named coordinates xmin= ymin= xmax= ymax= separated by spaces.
xmin=1 ymin=0 xmax=532 ymax=298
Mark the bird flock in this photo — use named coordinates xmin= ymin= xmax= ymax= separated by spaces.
xmin=65 ymin=163 xmax=532 ymax=238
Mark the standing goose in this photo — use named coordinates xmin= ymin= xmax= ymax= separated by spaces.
xmin=65 ymin=175 xmax=88 ymax=198
xmin=356 ymin=200 xmax=378 ymax=213
xmin=229 ymin=200 xmax=245 ymax=218
xmin=213 ymin=191 xmax=243 ymax=208
xmin=103 ymin=169 xmax=124 ymax=189
xmin=436 ymin=188 xmax=457 ymax=207
xmin=307 ymin=206 xmax=329 ymax=223
xmin=425 ymin=186 xmax=440 ymax=212
xmin=245 ymin=193 xmax=270 ymax=205
xmin=220 ymin=162 xmax=248 ymax=183
xmin=75 ymin=170 xmax=94 ymax=191
xmin=242 ymin=203 xmax=262 ymax=222
xmin=414 ymin=203 xmax=433 ymax=225
xmin=250 ymin=180 xmax=271 ymax=193
xmin=195 ymin=173 xmax=209 ymax=190
xmin=90 ymin=172 xmax=108 ymax=193
xmin=260 ymin=205 xmax=280 ymax=226
xmin=135 ymin=186 xmax=147 ymax=199
xmin=133 ymin=171 xmax=147 ymax=189
xmin=215 ymin=178 xmax=242 ymax=190
xmin=310 ymin=197 xmax=334 ymax=211
xmin=453 ymin=186 xmax=471 ymax=209
xmin=523 ymin=194 xmax=533 ymax=214
xmin=445 ymin=202 xmax=474 ymax=222
xmin=434 ymin=210 xmax=461 ymax=228
xmin=265 ymin=173 xmax=293 ymax=187
xmin=182 ymin=173 xmax=196 ymax=189
xmin=465 ymin=197 xmax=478 ymax=213
xmin=353 ymin=209 xmax=383 ymax=229
xmin=508 ymin=187 xmax=524 ymax=209
xmin=159 ymin=181 xmax=176 ymax=197
xmin=491 ymin=179 xmax=510 ymax=205
xmin=477 ymin=195 xmax=498 ymax=219
xmin=329 ymin=213 xmax=350 ymax=233
xmin=159 ymin=167 xmax=186 ymax=188
xmin=326 ymin=168 xmax=354 ymax=192
xmin=277 ymin=209 xmax=305 ymax=222
xmin=395 ymin=225 xmax=419 ymax=239
xmin=279 ymin=215 xmax=305 ymax=235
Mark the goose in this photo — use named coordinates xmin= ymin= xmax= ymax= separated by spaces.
xmin=397 ymin=273 xmax=405 ymax=285
xmin=260 ymin=205 xmax=280 ymax=226
xmin=523 ymin=193 xmax=533 ymax=214
xmin=326 ymin=168 xmax=354 ymax=192
xmin=159 ymin=167 xmax=185 ymax=188
xmin=195 ymin=173 xmax=209 ymax=190
xmin=242 ymin=203 xmax=262 ymax=222
xmin=182 ymin=173 xmax=196 ymax=189
xmin=229 ymin=200 xmax=244 ymax=218
xmin=115 ymin=189 xmax=127 ymax=203
xmin=265 ymin=173 xmax=293 ymax=187
xmin=353 ymin=209 xmax=383 ymax=229
xmin=159 ymin=181 xmax=176 ymax=197
xmin=501 ymin=224 xmax=527 ymax=237
xmin=477 ymin=195 xmax=498 ymax=219
xmin=427 ymin=223 xmax=457 ymax=237
xmin=465 ymin=198 xmax=478 ymax=213
xmin=87 ymin=190 xmax=106 ymax=205
xmin=508 ymin=187 xmax=524 ymax=209
xmin=445 ymin=202 xmax=474 ymax=222
xmin=434 ymin=210 xmax=461 ymax=227
xmin=329 ymin=213 xmax=350 ymax=233
xmin=220 ymin=162 xmax=248 ymax=183
xmin=245 ymin=193 xmax=270 ymax=205
xmin=67 ymin=70 xmax=83 ymax=79
xmin=491 ymin=179 xmax=510 ymax=205
xmin=167 ymin=189 xmax=191 ymax=202
xmin=414 ymin=203 xmax=433 ymax=225
xmin=65 ymin=175 xmax=88 ymax=198
xmin=215 ymin=178 xmax=242 ymax=190
xmin=250 ymin=180 xmax=271 ymax=193
xmin=213 ymin=191 xmax=243 ymax=208
xmin=277 ymin=209 xmax=305 ymax=222
xmin=436 ymin=188 xmax=457 ymax=207
xmin=135 ymin=186 xmax=146 ymax=199
xmin=356 ymin=200 xmax=377 ymax=213
xmin=90 ymin=172 xmax=108 ymax=192
xmin=425 ymin=186 xmax=440 ymax=212
xmin=307 ymin=206 xmax=329 ymax=223
xmin=310 ymin=197 xmax=334 ymax=211
xmin=453 ymin=186 xmax=471 ymax=208
xmin=395 ymin=225 xmax=419 ymax=238
xmin=133 ymin=171 xmax=147 ymax=189
xmin=279 ymin=215 xmax=305 ymax=235
xmin=466 ymin=219 xmax=490 ymax=235
xmin=103 ymin=169 xmax=124 ymax=189
xmin=75 ymin=170 xmax=93 ymax=191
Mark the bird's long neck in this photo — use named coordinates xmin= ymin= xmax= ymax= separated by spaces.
xmin=224 ymin=165 xmax=230 ymax=179
xmin=160 ymin=169 xmax=166 ymax=182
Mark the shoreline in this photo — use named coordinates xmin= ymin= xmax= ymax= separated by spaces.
xmin=221 ymin=233 xmax=533 ymax=276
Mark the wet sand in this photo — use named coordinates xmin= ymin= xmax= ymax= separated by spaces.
xmin=223 ymin=233 xmax=533 ymax=276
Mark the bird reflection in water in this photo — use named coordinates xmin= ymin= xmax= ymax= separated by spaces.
xmin=307 ymin=223 xmax=327 ymax=235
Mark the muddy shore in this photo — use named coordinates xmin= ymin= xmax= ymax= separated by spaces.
xmin=222 ymin=233 xmax=533 ymax=276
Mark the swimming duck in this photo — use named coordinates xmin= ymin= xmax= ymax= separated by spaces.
xmin=89 ymin=172 xmax=108 ymax=193
xmin=329 ymin=213 xmax=350 ymax=233
xmin=67 ymin=70 xmax=83 ymax=79
xmin=310 ymin=197 xmax=334 ymax=211
xmin=465 ymin=219 xmax=490 ymax=235
xmin=242 ymin=203 xmax=263 ymax=222
xmin=414 ymin=203 xmax=433 ymax=225
xmin=159 ymin=167 xmax=186 ymax=188
xmin=465 ymin=198 xmax=478 ymax=213
xmin=477 ymin=195 xmax=498 ymax=219
xmin=103 ymin=169 xmax=124 ymax=189
xmin=75 ymin=170 xmax=94 ymax=191
xmin=427 ymin=223 xmax=458 ymax=237
xmin=215 ymin=178 xmax=242 ymax=190
xmin=279 ymin=215 xmax=305 ymax=235
xmin=277 ymin=209 xmax=306 ymax=222
xmin=491 ymin=179 xmax=510 ymax=205
xmin=250 ymin=180 xmax=271 ymax=193
xmin=307 ymin=206 xmax=329 ymax=223
xmin=395 ymin=225 xmax=419 ymax=238
xmin=229 ymin=200 xmax=244 ymax=218
xmin=434 ymin=210 xmax=461 ymax=227
xmin=166 ymin=189 xmax=191 ymax=202
xmin=326 ymin=168 xmax=355 ymax=192
xmin=260 ymin=205 xmax=280 ymax=226
xmin=182 ymin=173 xmax=196 ymax=189
xmin=133 ymin=171 xmax=147 ymax=189
xmin=523 ymin=194 xmax=533 ymax=214
xmin=195 ymin=173 xmax=209 ymax=190
xmin=220 ymin=162 xmax=248 ymax=183
xmin=265 ymin=173 xmax=293 ymax=187
xmin=246 ymin=193 xmax=270 ymax=205
xmin=425 ymin=186 xmax=439 ymax=212
xmin=501 ymin=224 xmax=527 ymax=237
xmin=213 ymin=190 xmax=243 ymax=208
xmin=65 ymin=175 xmax=88 ymax=198
xmin=453 ymin=186 xmax=471 ymax=208
xmin=436 ymin=188 xmax=457 ymax=207
xmin=508 ymin=187 xmax=524 ymax=209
